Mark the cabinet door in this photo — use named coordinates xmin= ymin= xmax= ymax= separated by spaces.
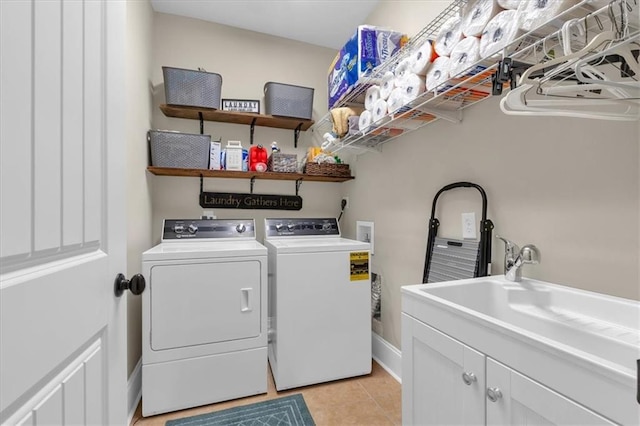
xmin=486 ymin=358 xmax=617 ymax=426
xmin=402 ymin=313 xmax=485 ymax=425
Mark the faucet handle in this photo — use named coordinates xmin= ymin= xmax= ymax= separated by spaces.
xmin=495 ymin=235 xmax=519 ymax=256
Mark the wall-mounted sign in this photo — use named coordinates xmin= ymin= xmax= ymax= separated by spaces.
xmin=222 ymin=99 xmax=260 ymax=113
xmin=200 ymin=192 xmax=302 ymax=210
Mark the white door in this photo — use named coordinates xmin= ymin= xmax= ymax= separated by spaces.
xmin=401 ymin=313 xmax=486 ymax=426
xmin=1 ymin=1 xmax=127 ymax=425
xmin=486 ymin=358 xmax=617 ymax=426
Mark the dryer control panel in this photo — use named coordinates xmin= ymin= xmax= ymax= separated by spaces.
xmin=162 ymin=219 xmax=256 ymax=241
xmin=265 ymin=218 xmax=340 ymax=238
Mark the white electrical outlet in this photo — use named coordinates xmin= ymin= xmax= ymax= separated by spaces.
xmin=342 ymin=197 xmax=349 ymax=209
xmin=462 ymin=212 xmax=476 ymax=239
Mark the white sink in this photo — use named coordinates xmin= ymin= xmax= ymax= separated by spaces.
xmin=403 ymin=276 xmax=640 ymax=379
xmin=401 ymin=276 xmax=640 ymax=425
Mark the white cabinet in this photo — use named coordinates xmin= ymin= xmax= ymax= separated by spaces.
xmin=402 ymin=313 xmax=485 ymax=426
xmin=486 ymin=358 xmax=616 ymax=426
xmin=402 ymin=314 xmax=618 ymax=426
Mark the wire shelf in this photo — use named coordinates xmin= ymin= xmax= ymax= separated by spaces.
xmin=313 ymin=0 xmax=639 ymax=154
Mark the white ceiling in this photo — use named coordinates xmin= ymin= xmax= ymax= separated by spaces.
xmin=150 ymin=0 xmax=381 ymax=50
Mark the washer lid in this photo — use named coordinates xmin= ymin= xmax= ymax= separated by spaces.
xmin=264 ymin=237 xmax=369 ymax=254
xmin=142 ymin=240 xmax=267 ymax=262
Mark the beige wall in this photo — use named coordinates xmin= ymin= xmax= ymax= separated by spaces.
xmin=148 ymin=13 xmax=343 ymax=244
xmin=126 ymin=0 xmax=640 ymax=375
xmin=339 ymin=0 xmax=640 ymax=350
xmin=126 ymin=0 xmax=154 ymax=377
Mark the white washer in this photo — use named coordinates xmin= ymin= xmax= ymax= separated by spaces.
xmin=264 ymin=217 xmax=372 ymax=391
xmin=141 ymin=219 xmax=267 ymax=417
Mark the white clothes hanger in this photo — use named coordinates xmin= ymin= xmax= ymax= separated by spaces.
xmin=500 ymin=82 xmax=640 ymax=120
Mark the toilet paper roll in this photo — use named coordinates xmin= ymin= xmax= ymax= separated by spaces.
xmin=448 ymin=37 xmax=481 ymax=78
xmin=386 ymin=87 xmax=406 ymax=114
xmin=410 ymin=40 xmax=435 ymax=75
xmin=462 ymin=0 xmax=502 ymax=37
xmin=497 ymin=0 xmax=522 ymax=9
xmin=434 ymin=16 xmax=464 ymax=57
xmin=426 ymin=56 xmax=451 ymax=91
xmin=517 ymin=0 xmax=580 ymax=33
xmin=379 ymin=71 xmax=395 ymax=100
xmin=364 ymin=85 xmax=381 ymax=111
xmin=358 ymin=110 xmax=373 ymax=132
xmin=394 ymin=57 xmax=413 ymax=84
xmin=479 ymin=10 xmax=522 ymax=58
xmin=402 ymin=73 xmax=426 ymax=102
xmin=372 ymin=98 xmax=388 ymax=123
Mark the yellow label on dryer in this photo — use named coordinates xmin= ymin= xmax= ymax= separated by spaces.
xmin=350 ymin=251 xmax=370 ymax=281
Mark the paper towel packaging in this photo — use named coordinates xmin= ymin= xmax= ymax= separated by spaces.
xmin=434 ymin=16 xmax=464 ymax=57
xmin=462 ymin=0 xmax=502 ymax=37
xmin=328 ymin=25 xmax=407 ymax=108
xmin=448 ymin=37 xmax=482 ymax=78
xmin=479 ymin=9 xmax=522 ymax=58
xmin=517 ymin=0 xmax=581 ymax=33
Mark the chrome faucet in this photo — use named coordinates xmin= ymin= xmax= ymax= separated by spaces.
xmin=496 ymin=235 xmax=541 ymax=282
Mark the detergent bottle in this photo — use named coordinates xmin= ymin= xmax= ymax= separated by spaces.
xmin=249 ymin=144 xmax=268 ymax=172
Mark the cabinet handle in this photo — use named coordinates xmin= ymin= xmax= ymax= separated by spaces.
xmin=487 ymin=387 xmax=503 ymax=402
xmin=462 ymin=372 xmax=477 ymax=385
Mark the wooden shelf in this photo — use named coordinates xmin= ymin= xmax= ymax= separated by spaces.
xmin=159 ymin=104 xmax=314 ymax=131
xmin=147 ymin=167 xmax=354 ymax=182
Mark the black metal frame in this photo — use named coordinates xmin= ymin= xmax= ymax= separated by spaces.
xmin=422 ymin=182 xmax=494 ymax=283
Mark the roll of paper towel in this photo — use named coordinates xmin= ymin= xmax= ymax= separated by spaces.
xmin=448 ymin=37 xmax=481 ymax=78
xmin=517 ymin=0 xmax=580 ymax=33
xmin=386 ymin=87 xmax=406 ymax=113
xmin=379 ymin=71 xmax=395 ymax=100
xmin=497 ymin=0 xmax=522 ymax=9
xmin=403 ymin=73 xmax=426 ymax=102
xmin=462 ymin=0 xmax=502 ymax=37
xmin=480 ymin=10 xmax=522 ymax=58
xmin=434 ymin=16 xmax=464 ymax=57
xmin=365 ymin=85 xmax=381 ymax=110
xmin=372 ymin=98 xmax=388 ymax=122
xmin=358 ymin=110 xmax=373 ymax=132
xmin=426 ymin=56 xmax=451 ymax=91
xmin=394 ymin=57 xmax=413 ymax=86
xmin=410 ymin=40 xmax=435 ymax=75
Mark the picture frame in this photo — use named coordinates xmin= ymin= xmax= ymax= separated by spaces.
xmin=222 ymin=99 xmax=260 ymax=113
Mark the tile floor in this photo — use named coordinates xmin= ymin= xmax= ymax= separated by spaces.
xmin=130 ymin=360 xmax=401 ymax=426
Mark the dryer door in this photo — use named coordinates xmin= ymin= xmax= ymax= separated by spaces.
xmin=149 ymin=259 xmax=262 ymax=350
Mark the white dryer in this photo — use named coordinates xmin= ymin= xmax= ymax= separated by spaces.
xmin=264 ymin=218 xmax=372 ymax=391
xmin=141 ymin=219 xmax=267 ymax=416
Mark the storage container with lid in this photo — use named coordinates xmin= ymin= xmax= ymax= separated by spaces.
xmin=225 ymin=140 xmax=244 ymax=171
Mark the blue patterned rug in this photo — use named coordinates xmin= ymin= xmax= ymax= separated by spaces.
xmin=165 ymin=394 xmax=315 ymax=426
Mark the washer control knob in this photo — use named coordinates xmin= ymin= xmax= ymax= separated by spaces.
xmin=287 ymin=223 xmax=295 ymax=232
xmin=188 ymin=224 xmax=198 ymax=234
xmin=173 ymin=224 xmax=185 ymax=234
xmin=275 ymin=224 xmax=284 ymax=232
xmin=236 ymin=223 xmax=247 ymax=233
xmin=322 ymin=223 xmax=332 ymax=231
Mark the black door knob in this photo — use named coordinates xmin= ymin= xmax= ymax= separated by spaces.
xmin=114 ymin=273 xmax=146 ymax=297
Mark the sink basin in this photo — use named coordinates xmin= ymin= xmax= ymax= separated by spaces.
xmin=402 ymin=276 xmax=640 ymax=380
xmin=401 ymin=275 xmax=640 ymax=425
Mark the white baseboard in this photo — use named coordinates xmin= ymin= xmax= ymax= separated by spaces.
xmin=371 ymin=332 xmax=402 ymax=383
xmin=127 ymin=358 xmax=142 ymax=425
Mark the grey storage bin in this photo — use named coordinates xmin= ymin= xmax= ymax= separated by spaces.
xmin=148 ymin=130 xmax=211 ymax=169
xmin=264 ymin=82 xmax=314 ymax=120
xmin=163 ymin=66 xmax=222 ymax=109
